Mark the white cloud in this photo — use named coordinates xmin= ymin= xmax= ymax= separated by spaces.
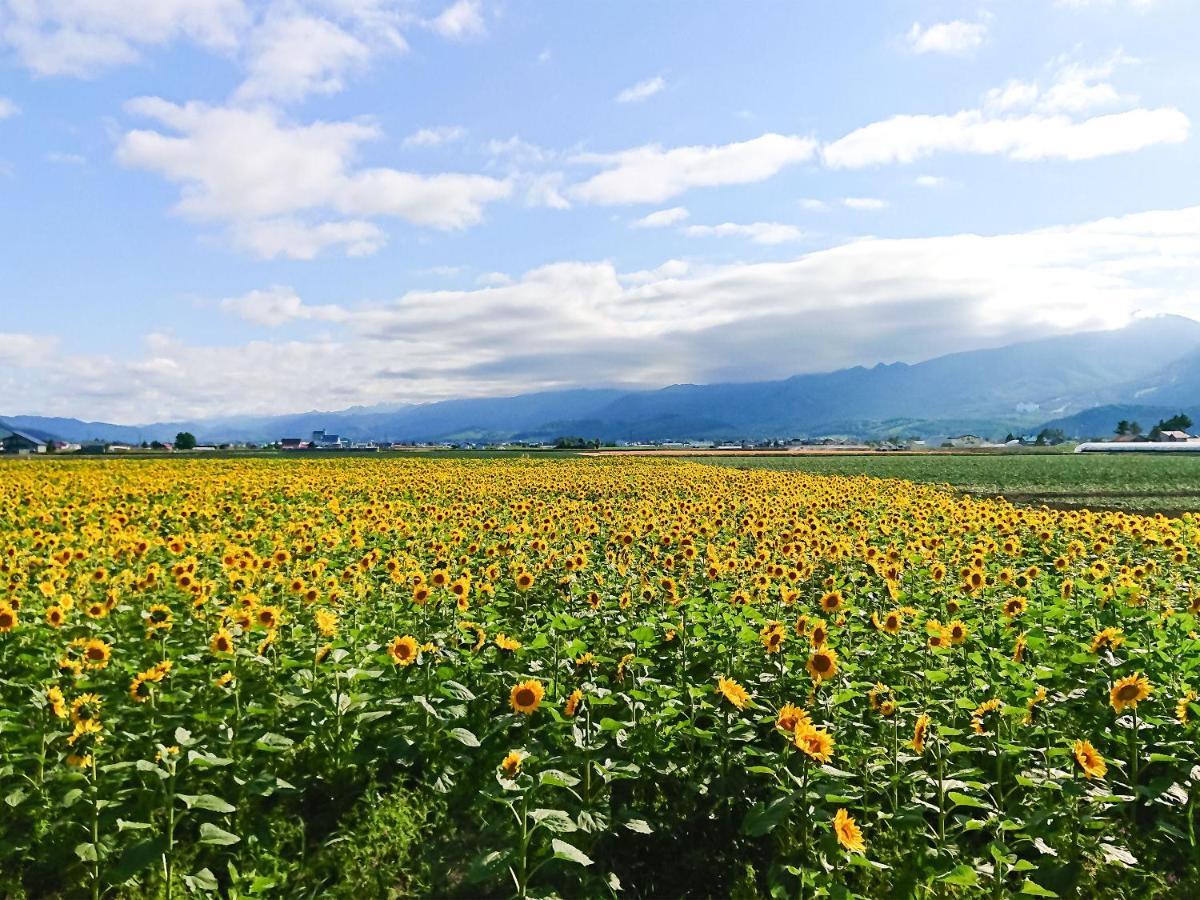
xmin=825 ymin=107 xmax=1187 ymax=168
xmin=0 ymin=332 xmax=58 ymax=367
xmin=0 ymin=0 xmax=247 ymax=77
xmin=12 ymin=204 xmax=1200 ymax=420
xmin=684 ymin=221 xmax=807 ymax=244
xmin=632 ymin=207 xmax=689 ymax=228
xmin=234 ymin=14 xmax=373 ymax=103
xmin=616 ymin=75 xmax=665 ymax=104
xmin=842 ymin=197 xmax=888 ymax=211
xmin=0 ymin=97 xmax=19 ymax=119
xmin=219 ymin=285 xmax=351 ymax=325
xmin=230 ymin=218 xmax=386 ymax=260
xmin=570 ymin=133 xmax=818 ymax=205
xmin=117 ymin=99 xmax=512 ymax=257
xmin=476 ymin=271 xmax=513 ymax=286
xmin=403 ymin=125 xmax=466 ymax=147
xmin=907 ymin=19 xmax=987 ymax=56
xmin=523 ymin=172 xmax=571 ymax=210
xmin=799 ymin=199 xmax=829 ymax=211
xmin=914 ymin=175 xmax=946 ymax=188
xmin=427 ymin=0 xmax=485 ymax=41
xmin=46 ymin=151 xmax=87 ymax=165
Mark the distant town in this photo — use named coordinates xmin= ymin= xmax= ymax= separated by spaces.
xmin=5 ymin=416 xmax=1200 ymax=456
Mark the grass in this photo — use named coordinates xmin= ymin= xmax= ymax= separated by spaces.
xmin=689 ymin=452 xmax=1200 ymax=514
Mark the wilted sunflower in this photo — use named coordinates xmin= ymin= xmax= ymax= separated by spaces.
xmin=1073 ymin=739 xmax=1107 ymax=779
xmin=1110 ymin=673 xmax=1151 ymax=713
xmin=832 ymin=808 xmax=865 ymax=854
xmin=1177 ymin=691 xmax=1197 ymax=726
xmin=1012 ymin=632 xmax=1027 ymax=663
xmin=388 ymin=635 xmax=419 ymax=666
xmin=510 ymin=679 xmax=544 ymax=715
xmin=716 ymin=676 xmax=750 ymax=709
xmin=806 ymin=648 xmax=838 ymax=682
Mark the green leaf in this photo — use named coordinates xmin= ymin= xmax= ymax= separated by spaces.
xmin=75 ymin=842 xmax=98 ymax=862
xmin=539 ymin=769 xmax=581 ymax=788
xmin=199 ymin=823 xmax=241 ymax=846
xmin=113 ymin=837 xmax=165 ymax=880
xmin=949 ymin=791 xmax=990 ymax=810
xmin=940 ymin=865 xmax=979 ymax=886
xmin=448 ymin=727 xmax=480 ymax=747
xmin=623 ymin=818 xmax=653 ymax=834
xmin=1100 ymin=843 xmax=1138 ymax=867
xmin=183 ymin=794 xmax=237 ymax=814
xmin=184 ymin=868 xmax=220 ymax=893
xmin=1019 ymin=878 xmax=1059 ymax=897
xmin=254 ymin=732 xmax=294 ymax=753
xmin=741 ymin=797 xmax=793 ymax=837
xmin=530 ymin=808 xmax=577 ymax=833
xmin=551 ymin=838 xmax=594 ymax=867
xmin=117 ymin=818 xmax=155 ymax=831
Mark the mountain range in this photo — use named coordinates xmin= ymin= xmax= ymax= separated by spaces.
xmin=6 ymin=315 xmax=1200 ymax=445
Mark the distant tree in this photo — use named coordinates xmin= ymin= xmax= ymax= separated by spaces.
xmin=1036 ymin=428 xmax=1067 ymax=446
xmin=1157 ymin=413 xmax=1193 ymax=433
xmin=175 ymin=431 xmax=197 ymax=450
xmin=1129 ymin=421 xmax=1143 ymax=437
xmin=150 ymin=440 xmax=165 ymax=450
xmin=1004 ymin=433 xmax=1017 ymax=443
xmin=1115 ymin=420 xmax=1130 ymax=436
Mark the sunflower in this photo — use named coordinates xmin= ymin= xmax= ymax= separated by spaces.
xmin=514 ymin=571 xmax=535 ymax=592
xmin=947 ymin=620 xmax=968 ymax=645
xmin=210 ymin=628 xmax=234 ymax=655
xmin=315 ymin=643 xmax=332 ymax=664
xmin=0 ymin=603 xmax=17 ymax=632
xmin=255 ymin=605 xmax=281 ymax=629
xmin=820 ymin=590 xmax=844 ymax=613
xmin=809 ymin=620 xmax=829 ymax=648
xmin=564 ymin=689 xmax=583 ymax=717
xmin=716 ymin=676 xmax=750 ymax=709
xmin=510 ymin=679 xmax=544 ymax=715
xmin=81 ymin=639 xmax=111 ymax=670
xmin=832 ymin=808 xmax=865 ymax=854
xmin=1073 ymin=739 xmax=1107 ymax=779
xmin=793 ymin=723 xmax=835 ymax=763
xmin=971 ymin=698 xmax=1002 ymax=735
xmin=776 ymin=702 xmax=810 ymax=734
xmin=388 ymin=635 xmax=419 ymax=666
xmin=760 ymin=621 xmax=786 ymax=654
xmin=912 ymin=714 xmax=930 ymax=754
xmin=1012 ymin=632 xmax=1027 ymax=663
xmin=1089 ymin=627 xmax=1124 ymax=654
xmin=806 ymin=648 xmax=838 ymax=682
xmin=1002 ymin=596 xmax=1028 ymax=618
xmin=495 ymin=633 xmax=522 ymax=652
xmin=1110 ymin=673 xmax=1152 ymax=713
xmin=314 ymin=608 xmax=338 ymax=637
xmin=500 ymin=750 xmax=525 ymax=777
xmin=70 ymin=693 xmax=102 ymax=725
xmin=46 ymin=686 xmax=68 ymax=719
xmin=44 ymin=605 xmax=66 ymax=628
xmin=1023 ymin=686 xmax=1047 ymax=725
xmin=145 ymin=604 xmax=173 ymax=632
xmin=1177 ymin=691 xmax=1197 ymax=726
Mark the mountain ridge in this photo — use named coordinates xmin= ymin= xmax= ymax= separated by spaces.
xmin=7 ymin=315 xmax=1200 ymax=444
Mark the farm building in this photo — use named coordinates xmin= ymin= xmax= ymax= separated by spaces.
xmin=1076 ymin=441 xmax=1200 ymax=453
xmin=1 ymin=427 xmax=47 ymax=454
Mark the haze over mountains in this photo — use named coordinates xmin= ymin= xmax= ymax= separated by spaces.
xmin=7 ymin=316 xmax=1200 ymax=446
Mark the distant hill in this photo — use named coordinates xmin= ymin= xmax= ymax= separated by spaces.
xmin=9 ymin=315 xmax=1200 ymax=445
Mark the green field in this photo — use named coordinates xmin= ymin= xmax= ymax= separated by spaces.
xmin=690 ymin=452 xmax=1200 ymax=515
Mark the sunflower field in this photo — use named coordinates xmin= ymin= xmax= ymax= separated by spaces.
xmin=2 ymin=457 xmax=1200 ymax=898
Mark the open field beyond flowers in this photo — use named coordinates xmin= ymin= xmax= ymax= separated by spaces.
xmin=2 ymin=457 xmax=1200 ymax=898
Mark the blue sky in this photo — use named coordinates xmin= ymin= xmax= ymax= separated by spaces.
xmin=2 ymin=0 xmax=1200 ymax=422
